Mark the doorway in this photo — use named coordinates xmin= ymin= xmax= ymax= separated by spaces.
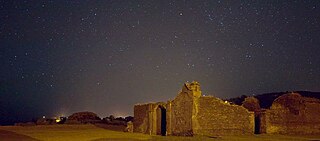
xmin=156 ymin=106 xmax=166 ymax=136
xmin=254 ymin=115 xmax=261 ymax=134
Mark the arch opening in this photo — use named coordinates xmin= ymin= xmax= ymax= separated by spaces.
xmin=156 ymin=106 xmax=166 ymax=136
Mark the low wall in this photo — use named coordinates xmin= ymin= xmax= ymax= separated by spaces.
xmin=170 ymin=91 xmax=194 ymax=136
xmin=133 ymin=104 xmax=150 ymax=134
xmin=195 ymin=96 xmax=254 ymax=136
xmin=265 ymin=93 xmax=320 ymax=135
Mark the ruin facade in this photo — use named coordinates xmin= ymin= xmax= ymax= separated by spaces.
xmin=133 ymin=81 xmax=255 ymax=136
xmin=258 ymin=93 xmax=320 ymax=135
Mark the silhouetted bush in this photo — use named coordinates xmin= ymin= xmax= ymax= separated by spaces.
xmin=66 ymin=111 xmax=101 ymax=124
xmin=36 ymin=118 xmax=56 ymax=125
xmin=242 ymin=97 xmax=261 ymax=112
xmin=227 ymin=95 xmax=247 ymax=105
xmin=125 ymin=116 xmax=134 ymax=122
xmin=102 ymin=115 xmax=128 ymax=126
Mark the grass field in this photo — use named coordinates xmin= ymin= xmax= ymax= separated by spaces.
xmin=0 ymin=124 xmax=319 ymax=141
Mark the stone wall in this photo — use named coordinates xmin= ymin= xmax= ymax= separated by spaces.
xmin=257 ymin=109 xmax=267 ymax=134
xmin=169 ymin=89 xmax=194 ymax=136
xmin=265 ymin=93 xmax=320 ymax=135
xmin=133 ymin=102 xmax=167 ymax=135
xmin=133 ymin=104 xmax=150 ymax=134
xmin=134 ymin=81 xmax=262 ymax=136
xmin=194 ymin=96 xmax=254 ymax=136
xmin=166 ymin=101 xmax=172 ymax=135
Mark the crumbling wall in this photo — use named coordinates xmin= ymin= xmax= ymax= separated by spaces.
xmin=134 ymin=81 xmax=263 ymax=136
xmin=133 ymin=104 xmax=151 ymax=134
xmin=166 ymin=100 xmax=172 ymax=135
xmin=194 ymin=96 xmax=254 ymax=136
xmin=258 ymin=109 xmax=267 ymax=134
xmin=265 ymin=93 xmax=320 ymax=135
xmin=170 ymin=90 xmax=194 ymax=136
xmin=133 ymin=102 xmax=167 ymax=135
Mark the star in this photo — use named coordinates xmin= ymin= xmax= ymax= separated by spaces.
xmin=1 ymin=0 xmax=319 ymax=126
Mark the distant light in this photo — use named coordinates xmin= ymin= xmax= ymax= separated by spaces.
xmin=43 ymin=115 xmax=45 ymax=119
xmin=224 ymin=101 xmax=228 ymax=104
xmin=55 ymin=118 xmax=61 ymax=123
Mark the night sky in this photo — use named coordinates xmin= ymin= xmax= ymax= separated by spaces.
xmin=1 ymin=0 xmax=320 ymax=125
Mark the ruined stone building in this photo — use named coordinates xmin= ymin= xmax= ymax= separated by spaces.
xmin=257 ymin=93 xmax=320 ymax=135
xmin=133 ymin=81 xmax=255 ymax=136
xmin=134 ymin=81 xmax=320 ymax=136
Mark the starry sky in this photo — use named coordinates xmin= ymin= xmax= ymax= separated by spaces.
xmin=1 ymin=0 xmax=320 ymax=125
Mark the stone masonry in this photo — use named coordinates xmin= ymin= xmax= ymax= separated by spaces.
xmin=133 ymin=81 xmax=255 ymax=136
xmin=260 ymin=93 xmax=320 ymax=135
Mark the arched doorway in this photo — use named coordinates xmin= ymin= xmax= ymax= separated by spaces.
xmin=156 ymin=106 xmax=166 ymax=136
